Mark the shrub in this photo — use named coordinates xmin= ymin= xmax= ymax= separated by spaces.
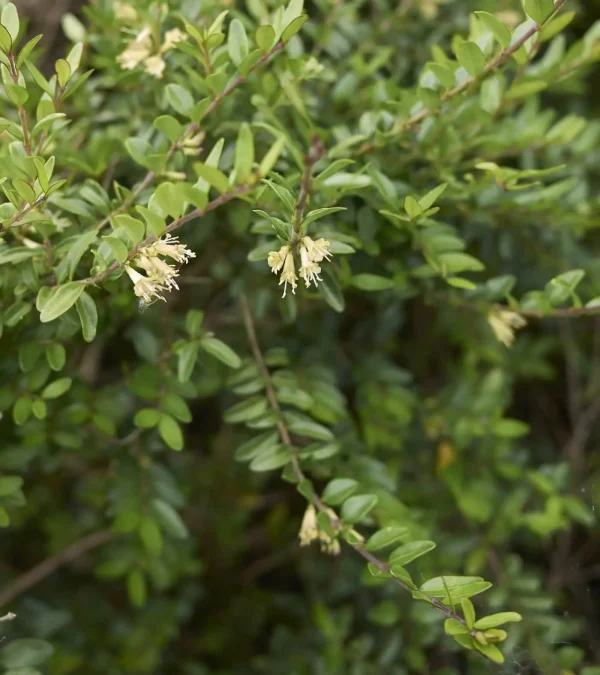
xmin=0 ymin=0 xmax=599 ymax=673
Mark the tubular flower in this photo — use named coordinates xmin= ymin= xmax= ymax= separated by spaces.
xmin=149 ymin=235 xmax=196 ymax=264
xmin=125 ymin=265 xmax=166 ymax=303
xmin=143 ymin=54 xmax=166 ymax=79
xmin=487 ymin=309 xmax=527 ymax=347
xmin=136 ymin=254 xmax=179 ymax=291
xmin=267 ymin=245 xmax=290 ymax=275
xmin=113 ymin=1 xmax=138 ymax=21
xmin=299 ymin=241 xmax=322 ymax=288
xmin=279 ymin=248 xmax=298 ymax=298
xmin=302 ymin=236 xmax=332 ymax=263
xmin=161 ymin=28 xmax=186 ymax=52
xmin=298 ymin=505 xmax=340 ymax=555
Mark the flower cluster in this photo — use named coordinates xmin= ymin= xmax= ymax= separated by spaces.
xmin=125 ymin=235 xmax=195 ymax=305
xmin=487 ymin=309 xmax=527 ymax=347
xmin=298 ymin=505 xmax=341 ymax=556
xmin=267 ymin=236 xmax=332 ymax=298
xmin=116 ymin=22 xmax=186 ymax=79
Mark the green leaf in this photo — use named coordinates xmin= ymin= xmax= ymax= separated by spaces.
xmin=40 ymin=282 xmax=85 ymax=323
xmin=46 ymin=343 xmax=66 ymax=371
xmin=16 ymin=34 xmax=43 ymax=69
xmin=41 ymin=377 xmax=72 ymax=400
xmin=493 ymin=418 xmax=529 ymax=438
xmin=228 ymin=18 xmax=249 ymax=66
xmin=419 ymin=183 xmax=447 ymax=211
xmin=255 ymin=24 xmax=275 ymax=52
xmin=444 ymin=619 xmax=470 ymax=635
xmin=523 ymin=0 xmax=554 ymax=24
xmin=351 ymin=274 xmax=393 ymax=291
xmin=473 ymin=641 xmax=504 ymax=664
xmin=389 ymin=540 xmax=436 ymax=566
xmin=234 ymin=431 xmax=279 ymax=461
xmin=475 ymin=12 xmax=511 ymax=48
xmin=224 ymin=396 xmax=268 ymax=424
xmin=32 ymin=112 xmax=67 ymax=136
xmin=127 ymin=569 xmax=147 ymax=607
xmin=0 ymin=23 xmax=11 ymax=51
xmin=62 ymin=12 xmax=86 ymax=43
xmin=166 ymin=83 xmax=194 ymax=117
xmin=159 ymin=414 xmax=184 ymax=450
xmin=404 ymin=195 xmax=422 ymax=219
xmin=285 ymin=412 xmax=334 ymax=440
xmin=177 ymin=343 xmax=198 ymax=383
xmin=0 ymin=475 xmax=23 ymax=497
xmin=102 ymin=236 xmax=129 ymax=263
xmin=322 ymin=478 xmax=359 ymax=506
xmin=539 ymin=10 xmax=575 ymax=41
xmin=200 ymin=337 xmax=242 ymax=369
xmin=193 ymin=162 xmax=230 ymax=193
xmin=234 ymin=122 xmax=254 ymax=182
xmin=134 ymin=408 xmax=161 ymax=428
xmin=418 ymin=576 xmax=492 ymax=602
xmin=114 ymin=215 xmax=145 ymax=245
xmin=161 ymin=393 xmax=192 ymax=423
xmin=13 ymin=396 xmax=32 ymax=425
xmin=473 ymin=612 xmax=523 ymax=630
xmin=6 ymin=83 xmax=28 ymax=106
xmin=259 ymin=135 xmax=286 ymax=177
xmin=12 ymin=178 xmax=36 ymax=204
xmin=32 ymin=399 xmax=47 ymax=420
xmin=76 ymin=292 xmax=97 ymax=342
xmin=455 ymin=41 xmax=486 ymax=76
xmin=139 ymin=516 xmax=163 ymax=554
xmin=281 ymin=15 xmax=307 ymax=42
xmin=249 ymin=446 xmax=292 ymax=472
xmin=0 ymin=639 xmax=53 ymax=668
xmin=319 ymin=265 xmax=345 ymax=312
xmin=151 ymin=499 xmax=188 ymax=539
xmin=153 ymin=114 xmax=182 ymax=142
xmin=341 ymin=493 xmax=378 ymax=524
xmin=365 ymin=526 xmax=408 ymax=551
xmin=461 ymin=597 xmax=476 ymax=629
xmin=438 ymin=252 xmax=484 ymax=274
xmin=136 ymin=206 xmax=166 ymax=237
xmin=55 ymin=58 xmax=71 ymax=88
xmin=1 ymin=3 xmax=19 ymax=42
xmin=125 ymin=137 xmax=152 ymax=167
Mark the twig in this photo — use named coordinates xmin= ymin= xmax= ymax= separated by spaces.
xmin=2 ymin=195 xmax=47 ymax=231
xmin=0 ymin=530 xmax=115 ymax=609
xmin=239 ymin=294 xmax=472 ymax=629
xmin=78 ymin=183 xmax=255 ymax=287
xmin=93 ymin=41 xmax=285 ymax=234
xmin=358 ymin=0 xmax=570 ymax=155
xmin=293 ymin=136 xmax=325 ymax=239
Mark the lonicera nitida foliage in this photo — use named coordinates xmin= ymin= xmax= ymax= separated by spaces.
xmin=0 ymin=0 xmax=599 ymax=673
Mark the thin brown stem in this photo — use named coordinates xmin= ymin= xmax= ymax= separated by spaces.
xmin=239 ymin=294 xmax=471 ymax=630
xmin=293 ymin=136 xmax=325 ymax=239
xmin=79 ymin=183 xmax=255 ymax=287
xmin=0 ymin=530 xmax=115 ymax=609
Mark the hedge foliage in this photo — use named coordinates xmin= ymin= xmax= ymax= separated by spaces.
xmin=0 ymin=0 xmax=599 ymax=673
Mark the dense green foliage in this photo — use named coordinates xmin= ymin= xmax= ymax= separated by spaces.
xmin=0 ymin=0 xmax=599 ymax=673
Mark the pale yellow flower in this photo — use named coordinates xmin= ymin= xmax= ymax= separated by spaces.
xmin=298 ymin=505 xmax=340 ymax=555
xmin=150 ymin=235 xmax=196 ymax=264
xmin=161 ymin=28 xmax=186 ymax=52
xmin=487 ymin=309 xmax=527 ymax=347
xmin=125 ymin=265 xmax=166 ymax=303
xmin=299 ymin=242 xmax=322 ymax=288
xmin=136 ymin=254 xmax=179 ymax=291
xmin=279 ymin=249 xmax=297 ymax=298
xmin=144 ymin=54 xmax=166 ymax=79
xmin=302 ymin=236 xmax=332 ymax=263
xmin=267 ymin=245 xmax=289 ymax=274
xmin=117 ymin=28 xmax=152 ymax=71
xmin=113 ymin=1 xmax=138 ymax=22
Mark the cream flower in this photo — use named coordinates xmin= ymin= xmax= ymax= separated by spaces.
xmin=299 ymin=242 xmax=322 ymax=288
xmin=487 ymin=309 xmax=527 ymax=347
xmin=125 ymin=265 xmax=166 ymax=303
xmin=113 ymin=1 xmax=138 ymax=22
xmin=161 ymin=28 xmax=186 ymax=52
xmin=144 ymin=54 xmax=166 ymax=79
xmin=267 ymin=245 xmax=290 ymax=274
xmin=279 ymin=249 xmax=297 ymax=298
xmin=298 ymin=505 xmax=340 ymax=555
xmin=136 ymin=254 xmax=179 ymax=291
xmin=150 ymin=235 xmax=196 ymax=264
xmin=302 ymin=236 xmax=332 ymax=263
xmin=117 ymin=28 xmax=152 ymax=70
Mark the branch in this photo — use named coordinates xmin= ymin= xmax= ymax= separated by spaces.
xmin=79 ymin=183 xmax=256 ymax=287
xmin=293 ymin=136 xmax=325 ymax=238
xmin=94 ymin=41 xmax=286 ymax=234
xmin=239 ymin=294 xmax=471 ymax=629
xmin=0 ymin=530 xmax=115 ymax=609
xmin=497 ymin=303 xmax=600 ymax=319
xmin=358 ymin=0 xmax=569 ymax=155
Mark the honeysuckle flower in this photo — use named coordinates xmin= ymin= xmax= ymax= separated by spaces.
xmin=279 ymin=248 xmax=298 ymax=297
xmin=125 ymin=265 xmax=166 ymax=303
xmin=136 ymin=254 xmax=179 ymax=291
xmin=161 ymin=28 xmax=186 ymax=52
xmin=144 ymin=54 xmax=166 ymax=79
xmin=302 ymin=236 xmax=332 ymax=263
xmin=298 ymin=505 xmax=340 ymax=555
xmin=267 ymin=245 xmax=290 ymax=275
xmin=117 ymin=28 xmax=152 ymax=70
xmin=299 ymin=242 xmax=322 ymax=288
xmin=113 ymin=1 xmax=138 ymax=22
xmin=487 ymin=309 xmax=527 ymax=347
xmin=149 ymin=235 xmax=196 ymax=264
